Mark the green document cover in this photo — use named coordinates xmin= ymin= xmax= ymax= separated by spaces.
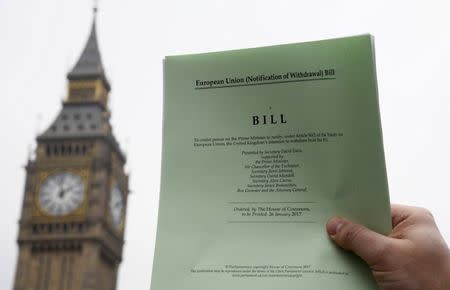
xmin=151 ymin=35 xmax=391 ymax=290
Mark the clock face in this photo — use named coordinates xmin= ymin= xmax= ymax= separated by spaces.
xmin=38 ymin=171 xmax=85 ymax=216
xmin=109 ymin=185 xmax=124 ymax=228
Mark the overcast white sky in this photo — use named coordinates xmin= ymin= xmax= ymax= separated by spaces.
xmin=1 ymin=0 xmax=449 ymax=289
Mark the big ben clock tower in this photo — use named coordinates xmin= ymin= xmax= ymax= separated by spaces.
xmin=13 ymin=9 xmax=129 ymax=290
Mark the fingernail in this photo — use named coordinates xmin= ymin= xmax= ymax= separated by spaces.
xmin=327 ymin=217 xmax=344 ymax=236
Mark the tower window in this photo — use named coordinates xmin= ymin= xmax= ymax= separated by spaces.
xmin=78 ymin=124 xmax=85 ymax=131
xmin=74 ymin=113 xmax=81 ymax=120
xmin=62 ymin=114 xmax=68 ymax=120
xmin=70 ymin=88 xmax=95 ymax=99
xmin=63 ymin=125 xmax=70 ymax=131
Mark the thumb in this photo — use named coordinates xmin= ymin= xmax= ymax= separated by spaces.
xmin=326 ymin=217 xmax=391 ymax=266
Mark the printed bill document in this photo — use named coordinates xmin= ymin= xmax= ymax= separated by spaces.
xmin=151 ymin=35 xmax=391 ymax=290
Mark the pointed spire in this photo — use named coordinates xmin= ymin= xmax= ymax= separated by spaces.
xmin=93 ymin=0 xmax=98 ymax=15
xmin=67 ymin=7 xmax=110 ymax=90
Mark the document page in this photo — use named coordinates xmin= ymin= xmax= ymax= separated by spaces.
xmin=151 ymin=35 xmax=391 ymax=290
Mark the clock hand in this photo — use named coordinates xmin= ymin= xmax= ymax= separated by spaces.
xmin=58 ymin=188 xmax=66 ymax=199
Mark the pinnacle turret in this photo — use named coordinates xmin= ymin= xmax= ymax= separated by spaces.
xmin=67 ymin=13 xmax=110 ymax=90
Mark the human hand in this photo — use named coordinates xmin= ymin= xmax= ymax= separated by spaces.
xmin=326 ymin=204 xmax=450 ymax=290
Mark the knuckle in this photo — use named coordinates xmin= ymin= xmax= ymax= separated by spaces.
xmin=339 ymin=224 xmax=365 ymax=249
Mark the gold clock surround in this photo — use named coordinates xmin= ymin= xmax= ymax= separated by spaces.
xmin=33 ymin=168 xmax=89 ymax=222
xmin=107 ymin=179 xmax=125 ymax=232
